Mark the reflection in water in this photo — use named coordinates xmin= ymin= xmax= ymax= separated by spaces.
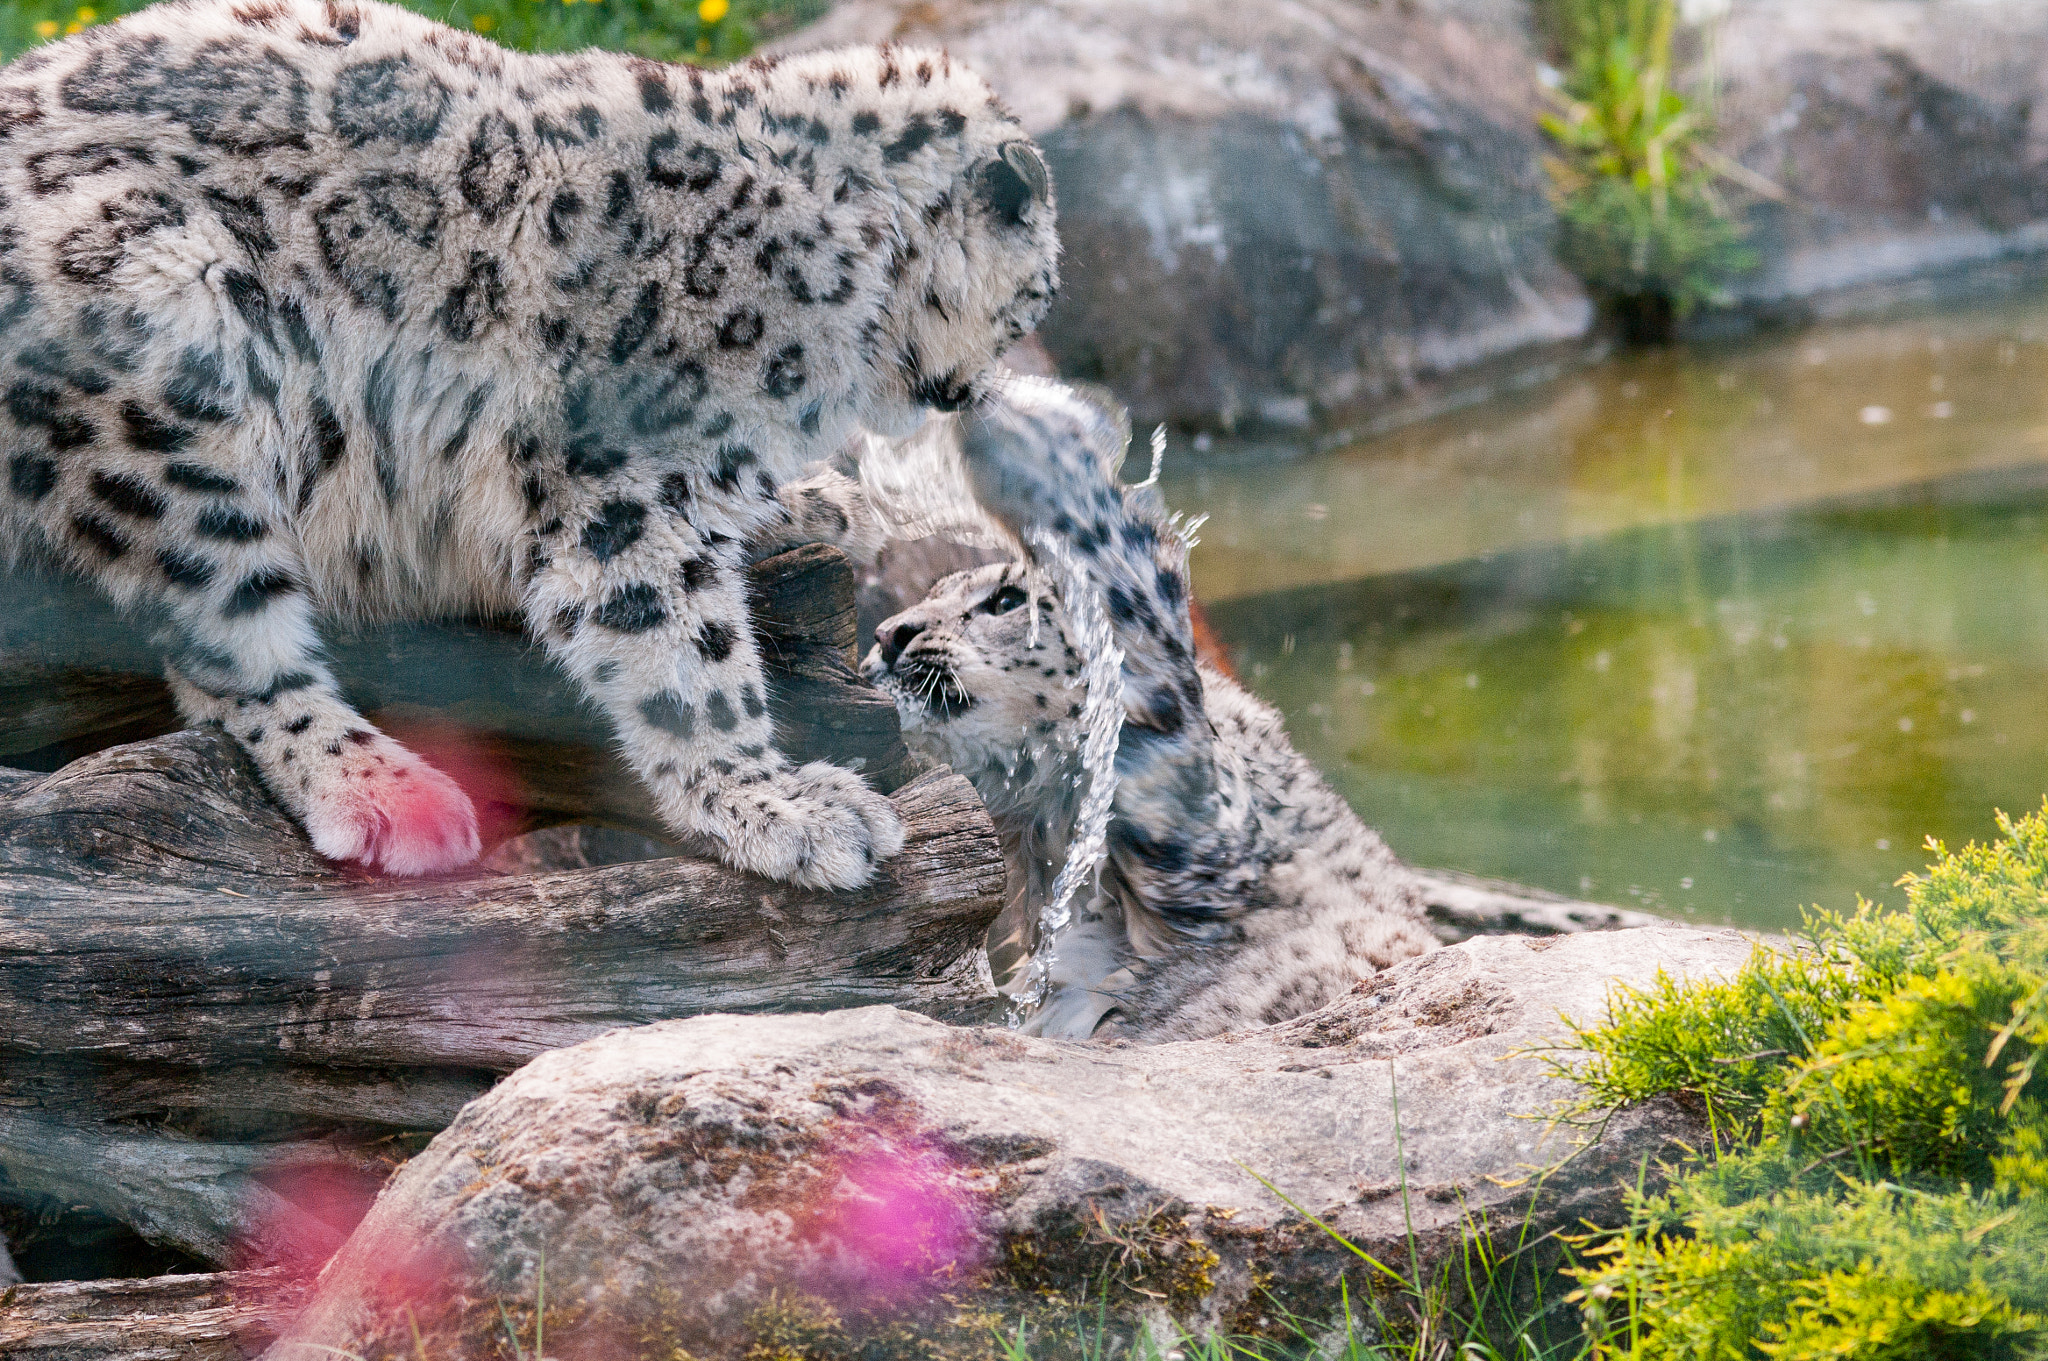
xmin=1173 ymin=298 xmax=2048 ymax=601
xmin=1185 ymin=298 xmax=2048 ymax=931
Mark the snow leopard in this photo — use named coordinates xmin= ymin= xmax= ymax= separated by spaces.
xmin=0 ymin=0 xmax=1059 ymax=884
xmin=856 ymin=377 xmax=1438 ymax=1040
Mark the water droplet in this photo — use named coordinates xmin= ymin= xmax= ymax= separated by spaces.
xmin=1680 ymin=877 xmax=1694 ymax=890
xmin=1859 ymin=405 xmax=1893 ymax=426
xmin=1876 ymin=838 xmax=1891 ymax=850
xmin=1702 ymin=828 xmax=1719 ymax=843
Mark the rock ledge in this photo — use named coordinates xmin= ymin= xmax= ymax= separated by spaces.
xmin=274 ymin=925 xmax=1754 ymax=1356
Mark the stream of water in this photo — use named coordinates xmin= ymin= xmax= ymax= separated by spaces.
xmin=1174 ymin=295 xmax=2048 ymax=932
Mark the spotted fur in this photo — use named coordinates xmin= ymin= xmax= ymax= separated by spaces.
xmin=0 ymin=0 xmax=1058 ymax=883
xmin=859 ymin=378 xmax=1437 ymax=1039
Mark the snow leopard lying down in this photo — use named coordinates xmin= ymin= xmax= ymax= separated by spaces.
xmin=0 ymin=0 xmax=1058 ymax=885
xmin=856 ymin=378 xmax=1439 ymax=1040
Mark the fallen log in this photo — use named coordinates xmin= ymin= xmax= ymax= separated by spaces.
xmin=0 ymin=543 xmax=923 ymax=810
xmin=0 ymin=732 xmax=1004 ymax=1073
xmin=0 ymin=711 xmax=1003 ymax=1263
xmin=0 ymin=1267 xmax=307 ymax=1361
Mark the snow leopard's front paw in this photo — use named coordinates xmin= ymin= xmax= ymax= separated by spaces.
xmin=298 ymin=735 xmax=482 ymax=877
xmin=689 ymin=760 xmax=906 ymax=890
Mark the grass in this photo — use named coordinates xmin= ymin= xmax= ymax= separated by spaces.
xmin=1546 ymin=808 xmax=2048 ymax=1360
xmin=0 ymin=0 xmax=829 ymax=65
xmin=1535 ymin=0 xmax=1756 ymax=339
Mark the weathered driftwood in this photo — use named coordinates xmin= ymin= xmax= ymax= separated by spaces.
xmin=0 ymin=736 xmax=1001 ymax=1263
xmin=0 ymin=715 xmax=1002 ymax=1262
xmin=0 ymin=1267 xmax=307 ymax=1361
xmin=0 ymin=1114 xmax=384 ymax=1270
xmin=0 ymin=731 xmax=1003 ymax=1070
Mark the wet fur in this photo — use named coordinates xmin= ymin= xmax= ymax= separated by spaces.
xmin=858 ymin=378 xmax=1437 ymax=1040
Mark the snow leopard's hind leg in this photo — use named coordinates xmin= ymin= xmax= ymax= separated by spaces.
xmin=0 ymin=292 xmax=483 ymax=876
xmin=524 ymin=487 xmax=903 ymax=891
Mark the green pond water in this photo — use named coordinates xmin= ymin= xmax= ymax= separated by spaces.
xmin=1170 ymin=295 xmax=2048 ymax=932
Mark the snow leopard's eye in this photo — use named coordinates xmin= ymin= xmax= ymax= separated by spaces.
xmin=984 ymin=584 xmax=1029 ymax=616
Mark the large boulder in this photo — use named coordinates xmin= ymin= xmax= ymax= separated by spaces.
xmin=773 ymin=0 xmax=1594 ymax=436
xmin=271 ymin=925 xmax=1753 ymax=1358
xmin=774 ymin=0 xmax=2048 ymax=432
xmin=1708 ymin=0 xmax=2048 ymax=317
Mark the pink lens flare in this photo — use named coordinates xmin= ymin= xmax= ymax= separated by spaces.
xmin=371 ymin=712 xmax=525 ymax=852
xmin=234 ymin=1159 xmax=386 ymax=1276
xmin=795 ymin=1125 xmax=984 ymax=1306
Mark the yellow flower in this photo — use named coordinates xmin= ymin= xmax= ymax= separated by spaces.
xmin=34 ymin=19 xmax=59 ymax=36
xmin=64 ymin=19 xmax=83 ymax=32
xmin=697 ymin=0 xmax=728 ymax=24
xmin=470 ymin=11 xmax=494 ymax=28
xmin=76 ymin=6 xmax=96 ymax=20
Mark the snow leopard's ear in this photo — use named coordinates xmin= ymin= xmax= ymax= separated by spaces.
xmin=975 ymin=140 xmax=1052 ymax=227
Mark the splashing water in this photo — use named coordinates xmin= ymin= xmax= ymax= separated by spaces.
xmin=1006 ymin=528 xmax=1125 ymax=1020
xmin=850 ymin=375 xmax=1139 ymax=1027
xmin=849 ymin=418 xmax=1010 ymax=551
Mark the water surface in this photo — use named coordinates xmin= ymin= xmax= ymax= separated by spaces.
xmin=1175 ymin=297 xmax=2048 ymax=931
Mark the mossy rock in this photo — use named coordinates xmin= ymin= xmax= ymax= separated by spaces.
xmin=271 ymin=928 xmax=1753 ymax=1358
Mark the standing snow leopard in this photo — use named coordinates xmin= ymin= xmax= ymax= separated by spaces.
xmin=0 ymin=0 xmax=1058 ymax=884
xmin=855 ymin=378 xmax=1438 ymax=1040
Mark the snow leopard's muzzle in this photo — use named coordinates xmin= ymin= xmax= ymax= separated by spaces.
xmin=863 ymin=608 xmax=977 ymax=721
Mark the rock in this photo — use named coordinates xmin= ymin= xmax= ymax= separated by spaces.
xmin=773 ymin=0 xmax=1594 ymax=436
xmin=273 ymin=925 xmax=1753 ymax=1357
xmin=771 ymin=0 xmax=2048 ymax=427
xmin=1707 ymin=0 xmax=2048 ymax=320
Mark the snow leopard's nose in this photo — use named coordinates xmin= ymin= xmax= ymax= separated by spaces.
xmin=878 ymin=619 xmax=929 ymax=669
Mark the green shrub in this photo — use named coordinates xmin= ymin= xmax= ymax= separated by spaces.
xmin=1537 ymin=0 xmax=1752 ymax=338
xmin=1560 ymin=808 xmax=2048 ymax=1360
xmin=0 ymin=0 xmax=826 ymax=65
